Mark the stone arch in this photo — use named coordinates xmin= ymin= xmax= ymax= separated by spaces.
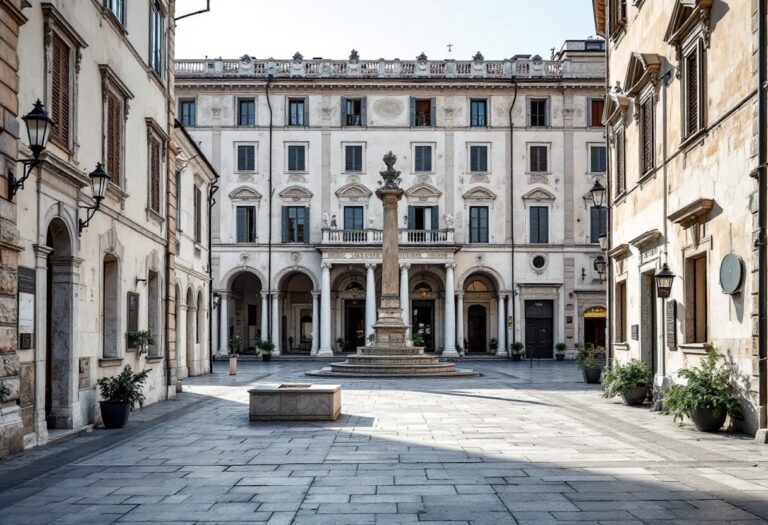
xmin=220 ymin=266 xmax=267 ymax=290
xmin=457 ymin=266 xmax=505 ymax=291
xmin=42 ymin=203 xmax=78 ymax=253
xmin=272 ymin=265 xmax=318 ymax=291
xmin=332 ymin=268 xmax=366 ymax=292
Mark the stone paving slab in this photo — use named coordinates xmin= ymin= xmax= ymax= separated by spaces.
xmin=0 ymin=361 xmax=767 ymax=524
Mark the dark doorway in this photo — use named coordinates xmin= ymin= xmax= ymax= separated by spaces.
xmin=344 ymin=301 xmax=365 ymax=351
xmin=640 ymin=273 xmax=657 ymax=375
xmin=467 ymin=304 xmax=487 ymax=353
xmin=525 ymin=300 xmax=554 ymax=359
xmin=583 ymin=309 xmax=606 ymax=349
xmin=412 ymin=300 xmax=435 ymax=352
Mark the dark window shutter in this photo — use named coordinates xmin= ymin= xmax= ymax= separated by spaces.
xmin=303 ymin=99 xmax=309 ymax=127
xmin=541 ymin=207 xmax=549 ymax=243
xmin=590 ymin=207 xmax=599 ymax=243
xmin=431 ymin=206 xmax=439 ymax=230
xmin=430 ymin=98 xmax=436 ymax=126
xmin=408 ymin=206 xmax=415 ymax=229
xmin=345 ymin=146 xmax=353 ymax=171
xmin=470 ymin=146 xmax=478 ymax=171
xmin=686 ymin=51 xmax=699 ymax=136
xmin=479 ymin=146 xmax=487 ymax=171
xmin=530 ymin=208 xmax=539 ymax=242
xmin=150 ymin=139 xmax=160 ymax=212
xmin=302 ymin=207 xmax=310 ymax=243
xmin=642 ymin=99 xmax=654 ymax=172
xmin=50 ymin=34 xmax=70 ymax=148
xmin=194 ymin=186 xmax=202 ymax=243
xmin=281 ymin=207 xmax=289 ymax=242
xmin=298 ymin=145 xmax=305 ymax=171
xmin=237 ymin=207 xmax=247 ymax=242
xmin=409 ymin=97 xmax=416 ymax=127
xmin=107 ymin=93 xmax=121 ymax=185
xmin=237 ymin=146 xmax=246 ymax=170
xmin=360 ymin=97 xmax=367 ymax=126
xmin=617 ymin=129 xmax=626 ymax=192
xmin=340 ymin=97 xmax=347 ymax=127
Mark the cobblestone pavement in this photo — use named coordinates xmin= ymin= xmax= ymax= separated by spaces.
xmin=1 ymin=360 xmax=768 ymax=524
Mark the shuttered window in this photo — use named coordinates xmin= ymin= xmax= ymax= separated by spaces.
xmin=287 ymin=145 xmax=306 ymax=171
xmin=414 ymin=146 xmax=432 ymax=172
xmin=590 ymin=207 xmax=607 ymax=244
xmin=193 ymin=185 xmax=202 ymax=243
xmin=529 ymin=145 xmax=548 ymax=173
xmin=106 ymin=92 xmax=122 ymax=185
xmin=590 ymin=145 xmax=607 ymax=173
xmin=237 ymin=145 xmax=255 ymax=171
xmin=641 ymin=98 xmax=654 ymax=174
xmin=470 ymin=99 xmax=487 ymax=127
xmin=345 ymin=145 xmax=363 ymax=171
xmin=685 ymin=255 xmax=708 ymax=343
xmin=529 ymin=99 xmax=548 ymax=127
xmin=615 ymin=281 xmax=627 ymax=341
xmin=609 ymin=0 xmax=627 ymax=35
xmin=289 ymin=99 xmax=306 ymax=126
xmin=685 ymin=49 xmax=700 ymax=137
xmin=282 ymin=206 xmax=309 ymax=243
xmin=469 ymin=206 xmax=489 ymax=243
xmin=149 ymin=138 xmax=161 ymax=213
xmin=411 ymin=98 xmax=435 ymax=127
xmin=341 ymin=97 xmax=366 ymax=126
xmin=238 ymin=99 xmax=255 ymax=126
xmin=344 ymin=206 xmax=364 ymax=230
xmin=50 ymin=33 xmax=71 ymax=148
xmin=616 ymin=127 xmax=626 ymax=194
xmin=590 ymin=99 xmax=604 ymax=127
xmin=529 ymin=206 xmax=549 ymax=244
xmin=149 ymin=1 xmax=164 ymax=77
xmin=179 ymin=99 xmax=196 ymax=126
xmin=236 ymin=206 xmax=256 ymax=243
xmin=469 ymin=146 xmax=488 ymax=172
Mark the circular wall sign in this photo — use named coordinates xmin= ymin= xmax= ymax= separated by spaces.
xmin=719 ymin=253 xmax=744 ymax=294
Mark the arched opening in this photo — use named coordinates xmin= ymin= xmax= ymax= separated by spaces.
xmin=102 ymin=254 xmax=119 ymax=358
xmin=462 ymin=273 xmax=498 ymax=354
xmin=45 ymin=218 xmax=76 ymax=429
xmin=411 ymin=281 xmax=435 ymax=352
xmin=186 ymin=288 xmax=195 ymax=376
xmin=279 ymin=272 xmax=314 ymax=354
xmin=467 ymin=305 xmax=487 ymax=353
xmin=229 ymin=272 xmax=263 ymax=353
xmin=195 ymin=290 xmax=204 ymax=374
xmin=583 ymin=306 xmax=606 ymax=349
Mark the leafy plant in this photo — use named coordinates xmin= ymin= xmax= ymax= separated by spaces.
xmin=412 ymin=334 xmax=425 ymax=347
xmin=576 ymin=344 xmax=605 ymax=370
xmin=662 ymin=350 xmax=743 ymax=423
xmin=96 ymin=366 xmax=149 ymax=409
xmin=258 ymin=339 xmax=275 ymax=353
xmin=0 ymin=383 xmax=10 ymax=403
xmin=602 ymin=359 xmax=652 ymax=399
xmin=128 ymin=330 xmax=154 ymax=353
xmin=455 ymin=343 xmax=463 ymax=353
xmin=510 ymin=341 xmax=524 ymax=354
xmin=367 ymin=334 xmax=375 ymax=344
xmin=555 ymin=342 xmax=567 ymax=353
xmin=489 ymin=337 xmax=498 ymax=349
xmin=228 ymin=335 xmax=242 ymax=354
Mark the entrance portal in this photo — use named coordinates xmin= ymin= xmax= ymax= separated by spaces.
xmin=412 ymin=300 xmax=435 ymax=352
xmin=583 ymin=307 xmax=606 ymax=349
xmin=467 ymin=305 xmax=487 ymax=353
xmin=344 ymin=301 xmax=365 ymax=351
xmin=525 ymin=300 xmax=554 ymax=359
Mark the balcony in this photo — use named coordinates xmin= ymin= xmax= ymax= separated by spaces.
xmin=321 ymin=229 xmax=454 ymax=245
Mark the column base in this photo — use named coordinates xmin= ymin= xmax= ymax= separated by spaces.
xmin=442 ymin=348 xmax=460 ymax=358
xmin=496 ymin=350 xmax=509 ymax=358
xmin=317 ymin=348 xmax=334 ymax=357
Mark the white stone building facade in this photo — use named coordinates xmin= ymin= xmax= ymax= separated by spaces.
xmin=175 ymin=42 xmax=607 ymax=360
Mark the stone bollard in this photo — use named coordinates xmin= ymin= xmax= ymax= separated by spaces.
xmin=229 ymin=356 xmax=237 ymax=375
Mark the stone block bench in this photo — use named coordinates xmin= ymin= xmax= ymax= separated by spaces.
xmin=248 ymin=383 xmax=341 ymax=421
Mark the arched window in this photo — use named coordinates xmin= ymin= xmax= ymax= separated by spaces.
xmin=197 ymin=291 xmax=203 ymax=343
xmin=466 ymin=280 xmax=489 ymax=292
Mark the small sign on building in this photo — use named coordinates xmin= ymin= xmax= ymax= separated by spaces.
xmin=17 ymin=267 xmax=35 ymax=349
xmin=631 ymin=324 xmax=639 ymax=341
xmin=666 ymin=299 xmax=677 ymax=349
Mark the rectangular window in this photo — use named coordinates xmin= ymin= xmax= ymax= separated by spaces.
xmin=345 ymin=145 xmax=363 ymax=172
xmin=469 ymin=206 xmax=489 ymax=243
xmin=470 ymin=99 xmax=487 ymax=127
xmin=175 ymin=171 xmax=181 ymax=229
xmin=238 ymin=98 xmax=256 ymax=126
xmin=344 ymin=206 xmax=364 ymax=230
xmin=529 ymin=206 xmax=549 ymax=244
xmin=287 ymin=145 xmax=306 ymax=172
xmin=236 ymin=145 xmax=255 ymax=172
xmin=408 ymin=206 xmax=439 ymax=231
xmin=149 ymin=1 xmax=164 ymax=77
xmin=469 ymin=145 xmax=488 ymax=172
xmin=342 ymin=97 xmax=365 ymax=126
xmin=640 ymin=98 xmax=654 ymax=174
xmin=616 ymin=127 xmax=626 ymax=194
xmin=684 ymin=47 xmax=703 ymax=138
xmin=412 ymin=98 xmax=435 ymax=127
xmin=50 ymin=33 xmax=71 ymax=149
xmin=686 ymin=255 xmax=708 ymax=343
xmin=149 ymin=137 xmax=161 ymax=213
xmin=529 ymin=99 xmax=548 ymax=127
xmin=283 ymin=206 xmax=309 ymax=243
xmin=106 ymin=92 xmax=122 ymax=185
xmin=590 ymin=98 xmax=605 ymax=127
xmin=609 ymin=0 xmax=627 ymax=36
xmin=194 ymin=185 xmax=202 ymax=243
xmin=289 ymin=98 xmax=306 ymax=126
xmin=590 ymin=145 xmax=607 ymax=173
xmin=529 ymin=145 xmax=548 ymax=173
xmin=590 ymin=206 xmax=607 ymax=244
xmin=104 ymin=0 xmax=124 ymax=24
xmin=236 ymin=206 xmax=256 ymax=243
xmin=179 ymin=99 xmax=196 ymax=126
xmin=615 ymin=281 xmax=627 ymax=342
xmin=414 ymin=145 xmax=432 ymax=172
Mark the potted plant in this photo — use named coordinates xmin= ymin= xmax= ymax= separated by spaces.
xmin=367 ymin=333 xmax=375 ymax=346
xmin=577 ymin=344 xmax=605 ymax=384
xmin=555 ymin=342 xmax=567 ymax=361
xmin=662 ymin=349 xmax=743 ymax=432
xmin=489 ymin=337 xmax=498 ymax=351
xmin=336 ymin=337 xmax=345 ymax=352
xmin=602 ymin=359 xmax=652 ymax=405
xmin=129 ymin=330 xmax=154 ymax=355
xmin=258 ymin=339 xmax=275 ymax=361
xmin=96 ymin=365 xmax=149 ymax=429
xmin=412 ymin=334 xmax=425 ymax=347
xmin=510 ymin=341 xmax=524 ymax=361
xmin=228 ymin=335 xmax=241 ymax=375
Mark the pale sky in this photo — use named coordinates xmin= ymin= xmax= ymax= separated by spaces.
xmin=175 ymin=0 xmax=597 ymax=61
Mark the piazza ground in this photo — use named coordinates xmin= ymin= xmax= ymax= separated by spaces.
xmin=1 ymin=361 xmax=768 ymax=524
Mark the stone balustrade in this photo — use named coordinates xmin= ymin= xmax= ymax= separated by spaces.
xmin=320 ymin=228 xmax=454 ymax=244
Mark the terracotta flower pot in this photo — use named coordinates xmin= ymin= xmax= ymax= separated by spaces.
xmin=690 ymin=406 xmax=727 ymax=432
xmin=100 ymin=401 xmax=130 ymax=429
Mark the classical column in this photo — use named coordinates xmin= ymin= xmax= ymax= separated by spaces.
xmin=400 ymin=263 xmax=410 ymax=337
xmin=33 ymin=244 xmax=52 ymax=445
xmin=443 ymin=263 xmax=458 ymax=358
xmin=311 ymin=291 xmax=320 ymax=355
xmin=318 ymin=263 xmax=334 ymax=356
xmin=219 ymin=293 xmax=229 ymax=355
xmin=211 ymin=297 xmax=219 ymax=356
xmin=456 ymin=291 xmax=465 ymax=355
xmin=271 ymin=292 xmax=281 ymax=355
xmin=177 ymin=304 xmax=188 ymax=375
xmin=260 ymin=291 xmax=269 ymax=342
xmin=365 ymin=263 xmax=377 ymax=344
xmin=497 ymin=294 xmax=508 ymax=357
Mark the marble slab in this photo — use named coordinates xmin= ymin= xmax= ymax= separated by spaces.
xmin=248 ymin=383 xmax=341 ymax=421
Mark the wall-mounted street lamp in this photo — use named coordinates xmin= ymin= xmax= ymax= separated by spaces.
xmin=598 ymin=232 xmax=608 ymax=251
xmin=590 ymin=179 xmax=606 ymax=208
xmin=78 ymin=163 xmax=110 ymax=234
xmin=654 ymin=263 xmax=675 ymax=299
xmin=8 ymin=100 xmax=54 ymax=199
xmin=593 ymin=255 xmax=607 ymax=282
xmin=212 ymin=291 xmax=221 ymax=309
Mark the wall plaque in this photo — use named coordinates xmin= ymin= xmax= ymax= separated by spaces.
xmin=17 ymin=267 xmax=35 ymax=348
xmin=666 ymin=299 xmax=677 ymax=349
xmin=127 ymin=292 xmax=139 ymax=348
xmin=631 ymin=324 xmax=639 ymax=341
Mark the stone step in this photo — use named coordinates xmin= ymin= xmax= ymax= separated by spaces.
xmin=346 ymin=355 xmax=441 ymax=365
xmin=357 ymin=346 xmax=425 ymax=356
xmin=328 ymin=362 xmax=458 ymax=375
xmin=306 ymin=367 xmax=481 ymax=378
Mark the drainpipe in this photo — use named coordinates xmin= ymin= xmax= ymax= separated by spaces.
xmin=604 ymin=41 xmax=612 ymax=366
xmin=755 ymin=0 xmax=767 ymax=441
xmin=207 ymin=175 xmax=219 ymax=373
xmin=265 ymin=75 xmax=274 ymax=342
xmin=508 ymin=76 xmax=518 ymax=354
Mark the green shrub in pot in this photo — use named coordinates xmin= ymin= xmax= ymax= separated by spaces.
xmin=576 ymin=344 xmax=605 ymax=384
xmin=662 ymin=349 xmax=743 ymax=432
xmin=555 ymin=342 xmax=567 ymax=361
xmin=96 ymin=365 xmax=149 ymax=429
xmin=602 ymin=359 xmax=652 ymax=405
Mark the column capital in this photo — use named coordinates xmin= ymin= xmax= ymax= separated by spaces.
xmin=365 ymin=263 xmax=377 ymax=271
xmin=320 ymin=262 xmax=332 ymax=271
xmin=455 ymin=291 xmax=465 ymax=298
xmin=272 ymin=292 xmax=283 ymax=300
xmin=311 ymin=290 xmax=321 ymax=297
xmin=260 ymin=291 xmax=269 ymax=299
xmin=400 ymin=263 xmax=411 ymax=271
xmin=498 ymin=293 xmax=508 ymax=300
xmin=444 ymin=263 xmax=456 ymax=271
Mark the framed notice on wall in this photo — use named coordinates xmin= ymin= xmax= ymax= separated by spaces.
xmin=17 ymin=267 xmax=35 ymax=349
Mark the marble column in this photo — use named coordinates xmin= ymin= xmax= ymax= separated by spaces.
xmin=456 ymin=291 xmax=465 ymax=355
xmin=33 ymin=244 xmax=52 ymax=445
xmin=365 ymin=263 xmax=377 ymax=344
xmin=318 ymin=263 xmax=334 ymax=356
xmin=497 ymin=294 xmax=508 ymax=357
xmin=311 ymin=291 xmax=320 ymax=355
xmin=219 ymin=293 xmax=229 ymax=355
xmin=443 ymin=263 xmax=458 ymax=358
xmin=177 ymin=304 xmax=188 ymax=375
xmin=400 ymin=263 xmax=410 ymax=338
xmin=211 ymin=296 xmax=219 ymax=355
xmin=260 ymin=291 xmax=269 ymax=342
xmin=271 ymin=292 xmax=281 ymax=355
